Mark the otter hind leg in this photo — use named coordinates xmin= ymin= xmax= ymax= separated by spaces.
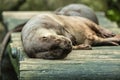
xmin=97 ymin=27 xmax=115 ymax=38
xmin=92 ymin=34 xmax=120 ymax=46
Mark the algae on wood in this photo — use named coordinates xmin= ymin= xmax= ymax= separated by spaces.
xmin=3 ymin=11 xmax=120 ymax=80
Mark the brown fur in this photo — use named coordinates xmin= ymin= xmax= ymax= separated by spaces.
xmin=21 ymin=13 xmax=120 ymax=59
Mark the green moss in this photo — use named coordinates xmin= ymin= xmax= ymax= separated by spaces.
xmin=7 ymin=44 xmax=19 ymax=77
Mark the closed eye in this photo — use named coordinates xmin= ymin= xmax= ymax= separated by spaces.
xmin=42 ymin=36 xmax=48 ymax=40
xmin=39 ymin=36 xmax=48 ymax=41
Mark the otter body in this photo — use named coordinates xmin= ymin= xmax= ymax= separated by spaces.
xmin=22 ymin=13 xmax=120 ymax=60
xmin=55 ymin=4 xmax=99 ymax=24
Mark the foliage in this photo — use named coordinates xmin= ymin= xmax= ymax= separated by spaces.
xmin=0 ymin=0 xmax=120 ymax=26
xmin=106 ymin=0 xmax=120 ymax=27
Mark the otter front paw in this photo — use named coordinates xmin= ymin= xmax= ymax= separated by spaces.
xmin=72 ymin=44 xmax=92 ymax=50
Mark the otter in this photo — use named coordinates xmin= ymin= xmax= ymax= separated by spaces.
xmin=0 ymin=4 xmax=113 ymax=58
xmin=55 ymin=4 xmax=99 ymax=24
xmin=55 ymin=4 xmax=115 ymax=38
xmin=1 ymin=4 xmax=99 ymax=55
xmin=21 ymin=13 xmax=120 ymax=60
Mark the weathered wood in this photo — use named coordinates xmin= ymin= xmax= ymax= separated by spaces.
xmin=3 ymin=11 xmax=120 ymax=80
xmin=20 ymin=60 xmax=120 ymax=80
xmin=9 ymin=32 xmax=120 ymax=80
xmin=3 ymin=11 xmax=120 ymax=33
xmin=3 ymin=11 xmax=51 ymax=30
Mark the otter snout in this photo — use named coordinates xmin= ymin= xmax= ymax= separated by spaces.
xmin=54 ymin=36 xmax=72 ymax=49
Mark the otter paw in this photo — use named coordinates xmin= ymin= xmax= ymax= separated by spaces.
xmin=73 ymin=44 xmax=92 ymax=50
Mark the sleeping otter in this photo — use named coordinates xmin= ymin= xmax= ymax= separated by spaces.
xmin=55 ymin=4 xmax=115 ymax=38
xmin=55 ymin=4 xmax=99 ymax=24
xmin=21 ymin=13 xmax=120 ymax=60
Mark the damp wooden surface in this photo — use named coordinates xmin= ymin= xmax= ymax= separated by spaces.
xmin=3 ymin=11 xmax=120 ymax=80
xmin=19 ymin=47 xmax=120 ymax=80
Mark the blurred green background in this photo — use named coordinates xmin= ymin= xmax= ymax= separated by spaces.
xmin=0 ymin=0 xmax=120 ymax=42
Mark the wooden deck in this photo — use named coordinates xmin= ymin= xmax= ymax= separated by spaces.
xmin=20 ymin=49 xmax=120 ymax=80
xmin=2 ymin=11 xmax=120 ymax=80
xmin=9 ymin=33 xmax=120 ymax=80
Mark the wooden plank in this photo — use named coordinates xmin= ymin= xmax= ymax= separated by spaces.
xmin=2 ymin=11 xmax=52 ymax=30
xmin=19 ymin=45 xmax=120 ymax=80
xmin=5 ymin=11 xmax=120 ymax=80
xmin=20 ymin=56 xmax=120 ymax=80
xmin=7 ymin=32 xmax=27 ymax=79
xmin=3 ymin=11 xmax=120 ymax=33
xmin=8 ymin=44 xmax=19 ymax=76
xmin=9 ymin=32 xmax=120 ymax=80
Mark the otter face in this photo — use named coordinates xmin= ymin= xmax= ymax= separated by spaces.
xmin=25 ymin=35 xmax=72 ymax=60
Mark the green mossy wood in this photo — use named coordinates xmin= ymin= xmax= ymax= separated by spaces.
xmin=4 ymin=11 xmax=120 ymax=80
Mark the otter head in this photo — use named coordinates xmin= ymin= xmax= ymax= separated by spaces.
xmin=24 ymin=34 xmax=72 ymax=60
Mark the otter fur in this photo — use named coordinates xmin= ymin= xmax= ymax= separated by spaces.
xmin=55 ymin=4 xmax=99 ymax=24
xmin=21 ymin=13 xmax=120 ymax=60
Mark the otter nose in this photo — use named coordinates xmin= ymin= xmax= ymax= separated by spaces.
xmin=65 ymin=41 xmax=72 ymax=48
xmin=64 ymin=40 xmax=71 ymax=44
xmin=55 ymin=38 xmax=71 ymax=44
